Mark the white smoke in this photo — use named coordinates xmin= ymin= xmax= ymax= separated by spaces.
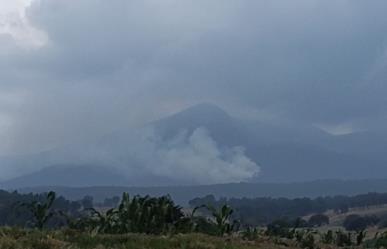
xmin=128 ymin=127 xmax=260 ymax=185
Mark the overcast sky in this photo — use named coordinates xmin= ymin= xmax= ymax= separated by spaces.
xmin=1 ymin=0 xmax=387 ymax=156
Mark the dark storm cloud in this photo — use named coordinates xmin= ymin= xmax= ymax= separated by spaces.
xmin=1 ymin=0 xmax=387 ymax=155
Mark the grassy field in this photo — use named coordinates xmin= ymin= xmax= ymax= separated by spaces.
xmin=0 ymin=228 xmax=306 ymax=249
xmin=3 ymin=227 xmax=385 ymax=249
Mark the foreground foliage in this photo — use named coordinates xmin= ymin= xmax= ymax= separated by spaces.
xmin=0 ymin=190 xmax=81 ymax=227
xmin=81 ymin=193 xmax=185 ymax=234
xmin=22 ymin=191 xmax=235 ymax=236
xmin=8 ymin=190 xmax=387 ymax=248
xmin=20 ymin=191 xmax=56 ymax=230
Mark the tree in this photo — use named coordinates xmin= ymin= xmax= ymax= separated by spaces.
xmin=85 ymin=207 xmax=118 ymax=233
xmin=22 ymin=191 xmax=56 ymax=230
xmin=205 ymin=204 xmax=236 ymax=236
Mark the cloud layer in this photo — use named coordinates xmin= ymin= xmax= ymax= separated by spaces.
xmin=1 ymin=0 xmax=387 ymax=157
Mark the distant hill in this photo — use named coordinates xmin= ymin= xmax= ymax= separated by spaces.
xmin=15 ymin=179 xmax=387 ymax=205
xmin=1 ymin=102 xmax=387 ymax=187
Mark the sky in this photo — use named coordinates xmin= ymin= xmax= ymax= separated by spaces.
xmin=1 ymin=0 xmax=387 ymax=157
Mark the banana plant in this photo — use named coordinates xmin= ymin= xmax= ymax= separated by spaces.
xmin=85 ymin=207 xmax=118 ymax=234
xmin=21 ymin=191 xmax=56 ymax=230
xmin=56 ymin=192 xmax=189 ymax=235
xmin=191 ymin=204 xmax=206 ymax=218
xmin=205 ymin=204 xmax=236 ymax=236
xmin=185 ymin=204 xmax=207 ymax=232
xmin=114 ymin=193 xmax=185 ymax=234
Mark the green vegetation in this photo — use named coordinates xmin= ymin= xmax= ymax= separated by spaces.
xmin=202 ymin=204 xmax=237 ymax=236
xmin=0 ymin=190 xmax=81 ymax=228
xmin=0 ymin=229 xmax=307 ymax=249
xmin=21 ymin=191 xmax=56 ymax=230
xmin=4 ymin=189 xmax=387 ymax=248
xmin=1 ymin=226 xmax=387 ymax=249
xmin=81 ymin=193 xmax=186 ymax=234
xmin=19 ymin=191 xmax=239 ymax=237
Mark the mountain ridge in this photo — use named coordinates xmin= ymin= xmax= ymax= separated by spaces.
xmin=1 ymin=103 xmax=387 ymax=188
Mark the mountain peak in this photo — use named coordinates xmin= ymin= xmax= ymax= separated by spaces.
xmin=151 ymin=103 xmax=234 ymax=140
xmin=174 ymin=103 xmax=230 ymax=120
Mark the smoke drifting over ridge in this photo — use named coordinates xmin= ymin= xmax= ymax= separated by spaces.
xmin=130 ymin=127 xmax=259 ymax=185
xmin=77 ymin=126 xmax=259 ymax=185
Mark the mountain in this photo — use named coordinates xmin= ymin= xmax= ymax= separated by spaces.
xmin=146 ymin=104 xmax=384 ymax=181
xmin=137 ymin=103 xmax=385 ymax=182
xmin=1 ymin=102 xmax=387 ymax=188
xmin=0 ymin=165 xmax=130 ymax=189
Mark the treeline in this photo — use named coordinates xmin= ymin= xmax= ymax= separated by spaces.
xmin=0 ymin=190 xmax=96 ymax=227
xmin=189 ymin=192 xmax=387 ymax=226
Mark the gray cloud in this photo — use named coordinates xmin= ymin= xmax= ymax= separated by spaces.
xmin=1 ymin=0 xmax=387 ymax=156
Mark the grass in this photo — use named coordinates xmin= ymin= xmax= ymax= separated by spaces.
xmin=0 ymin=227 xmax=302 ymax=249
xmin=2 ymin=227 xmax=383 ymax=249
